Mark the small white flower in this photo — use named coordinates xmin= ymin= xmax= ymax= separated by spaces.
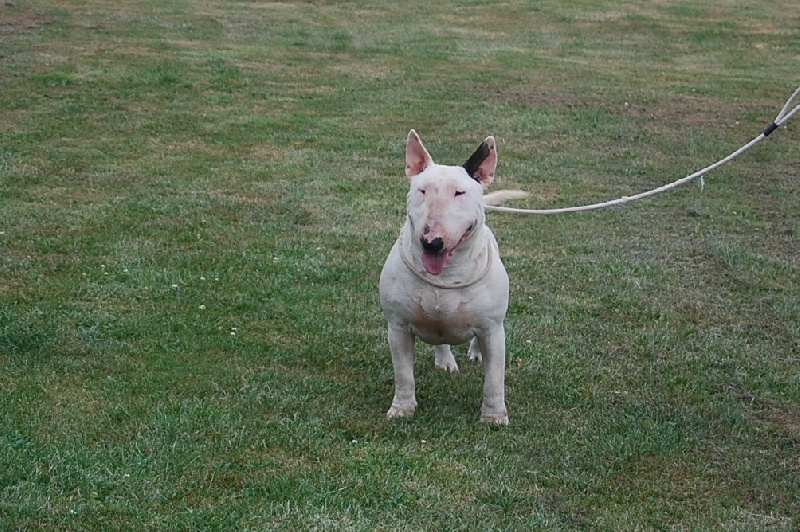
xmin=123 ymin=268 xmax=129 ymax=273
xmin=199 ymin=304 xmax=206 ymax=310
xmin=172 ymin=284 xmax=178 ymax=289
xmin=200 ymin=276 xmax=206 ymax=281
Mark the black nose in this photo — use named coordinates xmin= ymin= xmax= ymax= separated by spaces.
xmin=421 ymin=237 xmax=444 ymax=253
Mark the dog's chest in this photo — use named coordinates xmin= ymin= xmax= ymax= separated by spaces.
xmin=407 ymin=288 xmax=480 ymax=345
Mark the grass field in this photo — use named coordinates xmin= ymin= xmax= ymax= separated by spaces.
xmin=1 ymin=0 xmax=798 ymax=529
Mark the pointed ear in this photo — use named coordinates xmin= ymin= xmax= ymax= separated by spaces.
xmin=405 ymin=129 xmax=433 ymax=178
xmin=463 ymin=135 xmax=498 ymax=188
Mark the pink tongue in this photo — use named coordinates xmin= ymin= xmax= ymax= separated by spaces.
xmin=422 ymin=251 xmax=450 ymax=275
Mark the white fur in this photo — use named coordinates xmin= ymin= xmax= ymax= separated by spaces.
xmin=484 ymin=190 xmax=529 ymax=206
xmin=379 ymin=130 xmax=518 ymax=424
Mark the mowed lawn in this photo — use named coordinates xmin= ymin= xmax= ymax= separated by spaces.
xmin=1 ymin=0 xmax=798 ymax=529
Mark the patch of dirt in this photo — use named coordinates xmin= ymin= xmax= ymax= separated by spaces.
xmin=490 ymin=81 xmax=777 ymax=130
xmin=182 ymin=189 xmax=276 ymax=207
xmin=0 ymin=2 xmax=48 ymax=34
xmin=619 ymin=95 xmax=781 ymax=129
xmin=484 ymin=84 xmax=587 ymax=110
xmin=732 ymin=389 xmax=800 ymax=446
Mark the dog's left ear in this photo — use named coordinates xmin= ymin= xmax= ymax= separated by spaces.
xmin=463 ymin=135 xmax=497 ymax=188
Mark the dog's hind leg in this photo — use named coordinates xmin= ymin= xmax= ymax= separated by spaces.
xmin=434 ymin=345 xmax=459 ymax=373
xmin=467 ymin=337 xmax=482 ymax=363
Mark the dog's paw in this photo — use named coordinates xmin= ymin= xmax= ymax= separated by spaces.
xmin=480 ymin=406 xmax=509 ymax=425
xmin=468 ymin=347 xmax=482 ymax=363
xmin=480 ymin=413 xmax=509 ymax=425
xmin=387 ymin=403 xmax=416 ymax=419
xmin=434 ymin=346 xmax=459 ymax=373
xmin=435 ymin=359 xmax=460 ymax=373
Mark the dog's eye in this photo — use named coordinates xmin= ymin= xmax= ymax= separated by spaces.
xmin=454 ymin=190 xmax=466 ymax=197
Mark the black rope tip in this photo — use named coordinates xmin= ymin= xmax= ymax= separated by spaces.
xmin=763 ymin=121 xmax=779 ymax=137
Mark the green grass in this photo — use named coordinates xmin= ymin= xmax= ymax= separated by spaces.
xmin=1 ymin=0 xmax=798 ymax=528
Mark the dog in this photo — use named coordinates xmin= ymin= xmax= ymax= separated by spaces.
xmin=379 ymin=130 xmax=525 ymax=424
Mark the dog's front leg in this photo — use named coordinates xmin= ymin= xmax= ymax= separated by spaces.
xmin=387 ymin=325 xmax=417 ymax=419
xmin=477 ymin=325 xmax=509 ymax=425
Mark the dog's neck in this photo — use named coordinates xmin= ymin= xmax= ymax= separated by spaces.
xmin=399 ymin=219 xmax=492 ymax=289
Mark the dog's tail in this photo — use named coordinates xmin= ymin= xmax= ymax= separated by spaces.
xmin=483 ymin=190 xmax=529 ymax=206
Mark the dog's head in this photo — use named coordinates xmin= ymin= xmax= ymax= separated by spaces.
xmin=404 ymin=129 xmax=497 ymax=275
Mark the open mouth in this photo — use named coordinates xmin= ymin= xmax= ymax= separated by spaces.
xmin=421 ymin=226 xmax=473 ymax=275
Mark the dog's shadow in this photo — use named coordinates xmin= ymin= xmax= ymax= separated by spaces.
xmin=412 ymin=347 xmax=487 ymax=421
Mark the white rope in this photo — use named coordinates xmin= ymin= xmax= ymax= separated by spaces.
xmin=486 ymin=84 xmax=800 ymax=215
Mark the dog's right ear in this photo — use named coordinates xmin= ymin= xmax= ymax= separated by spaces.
xmin=406 ymin=129 xmax=433 ymax=178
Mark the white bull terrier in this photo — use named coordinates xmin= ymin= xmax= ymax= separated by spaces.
xmin=379 ymin=130 xmax=525 ymax=424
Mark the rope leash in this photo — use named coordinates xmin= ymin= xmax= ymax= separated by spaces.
xmin=486 ymin=84 xmax=800 ymax=215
